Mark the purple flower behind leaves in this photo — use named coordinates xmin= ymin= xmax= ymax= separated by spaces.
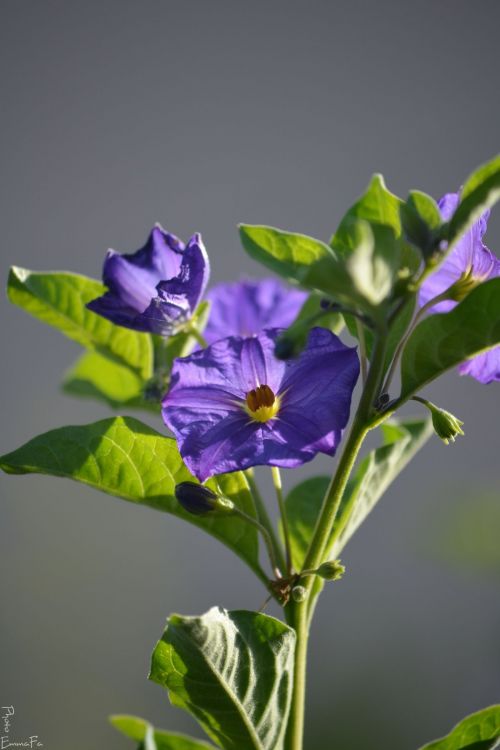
xmin=162 ymin=328 xmax=359 ymax=481
xmin=87 ymin=225 xmax=209 ymax=336
xmin=203 ymin=278 xmax=307 ymax=344
xmin=419 ymin=192 xmax=500 ymax=384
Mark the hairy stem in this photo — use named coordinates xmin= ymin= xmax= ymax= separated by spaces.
xmin=285 ymin=600 xmax=309 ymax=750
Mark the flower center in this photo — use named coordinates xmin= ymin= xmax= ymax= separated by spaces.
xmin=244 ymin=384 xmax=280 ymax=423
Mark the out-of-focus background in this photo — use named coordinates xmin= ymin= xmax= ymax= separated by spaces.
xmin=1 ymin=2 xmax=499 ymax=748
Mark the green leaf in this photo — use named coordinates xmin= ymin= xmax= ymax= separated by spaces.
xmin=0 ymin=417 xmax=262 ymax=579
xmin=343 ymin=218 xmax=393 ymax=306
xmin=330 ymin=417 xmax=433 ymax=556
xmin=447 ymin=155 xmax=500 ymax=251
xmin=418 ymin=705 xmax=500 ymax=750
xmin=7 ymin=266 xmax=153 ymax=378
xmin=331 ymin=174 xmax=403 ymax=256
xmin=282 ymin=476 xmax=330 ymax=570
xmin=238 ymin=224 xmax=336 ymax=288
xmin=62 ymin=351 xmax=155 ymax=411
xmin=110 ymin=715 xmax=216 ymax=749
xmin=149 ymin=607 xmax=295 ymax=750
xmin=400 ymin=190 xmax=442 ymax=255
xmin=400 ymin=279 xmax=500 ymax=401
xmin=283 ymin=418 xmax=432 ymax=569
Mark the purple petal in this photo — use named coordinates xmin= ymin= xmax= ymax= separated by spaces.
xmin=162 ymin=327 xmax=359 ymax=480
xmin=204 ymin=278 xmax=308 ymax=344
xmin=419 ymin=192 xmax=493 ymax=313
xmin=156 ymin=233 xmax=210 ymax=313
xmin=458 ymin=347 xmax=500 ymax=383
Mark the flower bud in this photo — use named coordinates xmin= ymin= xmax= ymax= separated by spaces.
xmin=291 ymin=585 xmax=308 ymax=603
xmin=174 ymin=482 xmax=234 ymax=515
xmin=316 ymin=559 xmax=346 ymax=581
xmin=415 ymin=398 xmax=465 ymax=445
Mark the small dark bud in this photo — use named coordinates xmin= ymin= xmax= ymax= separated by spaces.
xmin=275 ymin=333 xmax=305 ymax=360
xmin=175 ymin=482 xmax=234 ymax=516
xmin=316 ymin=559 xmax=346 ymax=581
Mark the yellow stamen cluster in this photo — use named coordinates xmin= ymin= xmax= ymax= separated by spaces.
xmin=244 ymin=384 xmax=280 ymax=423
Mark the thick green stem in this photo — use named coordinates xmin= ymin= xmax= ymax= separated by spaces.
xmin=284 ymin=600 xmax=309 ymax=750
xmin=285 ymin=331 xmax=388 ymax=750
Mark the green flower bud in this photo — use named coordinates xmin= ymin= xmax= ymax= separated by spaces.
xmin=316 ymin=559 xmax=346 ymax=581
xmin=175 ymin=482 xmax=235 ymax=515
xmin=291 ymin=585 xmax=308 ymax=603
xmin=414 ymin=398 xmax=465 ymax=445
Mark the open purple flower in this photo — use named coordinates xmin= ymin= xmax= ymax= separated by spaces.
xmin=203 ymin=279 xmax=307 ymax=344
xmin=419 ymin=192 xmax=500 ymax=384
xmin=87 ymin=225 xmax=209 ymax=335
xmin=162 ymin=328 xmax=359 ymax=481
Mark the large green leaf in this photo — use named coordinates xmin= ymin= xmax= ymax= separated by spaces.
xmin=447 ymin=155 xmax=500 ymax=251
xmin=110 ymin=715 xmax=216 ymax=749
xmin=149 ymin=607 xmax=295 ymax=750
xmin=7 ymin=266 xmax=153 ymax=378
xmin=0 ymin=417 xmax=262 ymax=579
xmin=283 ymin=418 xmax=432 ymax=569
xmin=400 ymin=190 xmax=442 ymax=257
xmin=400 ymin=279 xmax=500 ymax=401
xmin=62 ymin=351 xmax=155 ymax=411
xmin=418 ymin=706 xmax=500 ymax=750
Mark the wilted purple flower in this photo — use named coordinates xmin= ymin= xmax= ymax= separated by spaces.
xmin=162 ymin=328 xmax=359 ymax=481
xmin=203 ymin=278 xmax=307 ymax=344
xmin=87 ymin=225 xmax=209 ymax=335
xmin=419 ymin=192 xmax=500 ymax=384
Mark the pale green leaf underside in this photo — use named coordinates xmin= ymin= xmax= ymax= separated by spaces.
xmin=110 ymin=714 xmax=216 ymax=749
xmin=149 ymin=607 xmax=295 ymax=750
xmin=283 ymin=418 xmax=432 ymax=569
xmin=7 ymin=266 xmax=153 ymax=379
xmin=62 ymin=351 xmax=155 ymax=411
xmin=400 ymin=279 xmax=500 ymax=401
xmin=418 ymin=705 xmax=500 ymax=750
xmin=0 ymin=417 xmax=261 ymax=578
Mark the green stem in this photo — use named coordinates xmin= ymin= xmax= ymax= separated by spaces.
xmin=285 ymin=600 xmax=308 ymax=750
xmin=285 ymin=331 xmax=388 ymax=750
xmin=245 ymin=469 xmax=286 ymax=575
xmin=272 ymin=466 xmax=292 ymax=575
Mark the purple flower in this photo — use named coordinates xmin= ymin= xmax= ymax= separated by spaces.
xmin=203 ymin=278 xmax=307 ymax=344
xmin=419 ymin=193 xmax=500 ymax=384
xmin=162 ymin=328 xmax=359 ymax=481
xmin=87 ymin=225 xmax=210 ymax=335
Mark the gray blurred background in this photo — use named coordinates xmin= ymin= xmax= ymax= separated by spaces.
xmin=1 ymin=1 xmax=499 ymax=748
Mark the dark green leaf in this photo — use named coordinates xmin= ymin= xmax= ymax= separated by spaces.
xmin=400 ymin=190 xmax=441 ymax=255
xmin=7 ymin=267 xmax=153 ymax=378
xmin=149 ymin=607 xmax=295 ymax=750
xmin=447 ymin=155 xmax=500 ymax=251
xmin=283 ymin=418 xmax=432 ymax=568
xmin=418 ymin=705 xmax=500 ymax=750
xmin=110 ymin=715 xmax=216 ymax=750
xmin=0 ymin=417 xmax=262 ymax=579
xmin=400 ymin=279 xmax=500 ymax=401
